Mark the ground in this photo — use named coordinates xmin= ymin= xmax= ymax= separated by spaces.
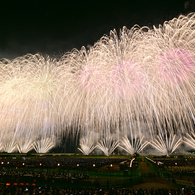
xmin=132 ymin=160 xmax=181 ymax=190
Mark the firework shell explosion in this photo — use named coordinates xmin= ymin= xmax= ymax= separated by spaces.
xmin=0 ymin=13 xmax=194 ymax=155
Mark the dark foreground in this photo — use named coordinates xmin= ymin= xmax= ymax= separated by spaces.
xmin=0 ymin=154 xmax=195 ymax=194
xmin=0 ymin=185 xmax=194 ymax=195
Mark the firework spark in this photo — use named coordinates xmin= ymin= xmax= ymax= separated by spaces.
xmin=33 ymin=137 xmax=56 ymax=153
xmin=96 ymin=136 xmax=119 ymax=156
xmin=78 ymin=136 xmax=96 ymax=155
xmin=183 ymin=132 xmax=195 ymax=149
xmin=0 ymin=13 xmax=194 ymax=155
xmin=150 ymin=132 xmax=183 ymax=156
xmin=120 ymin=135 xmax=149 ymax=155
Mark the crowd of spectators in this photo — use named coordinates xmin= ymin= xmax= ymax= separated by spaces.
xmin=0 ymin=186 xmax=194 ymax=195
xmin=0 ymin=157 xmax=128 ymax=171
xmin=0 ymin=157 xmax=133 ymax=192
xmin=0 ymin=169 xmax=89 ymax=182
xmin=151 ymin=158 xmax=195 ymax=178
xmin=171 ymin=168 xmax=195 ymax=176
xmin=0 ymin=156 xmax=194 ymax=194
xmin=153 ymin=158 xmax=195 ymax=167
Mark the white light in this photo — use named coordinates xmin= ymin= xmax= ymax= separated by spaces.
xmin=130 ymin=158 xmax=135 ymax=168
xmin=77 ymin=164 xmax=79 ymax=167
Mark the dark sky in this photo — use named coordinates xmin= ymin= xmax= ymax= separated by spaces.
xmin=0 ymin=0 xmax=194 ymax=59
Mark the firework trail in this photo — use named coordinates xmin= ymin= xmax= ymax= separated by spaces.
xmin=0 ymin=13 xmax=194 ymax=155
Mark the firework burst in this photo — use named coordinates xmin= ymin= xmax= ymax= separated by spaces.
xmin=78 ymin=137 xmax=96 ymax=155
xmin=96 ymin=135 xmax=119 ymax=156
xmin=33 ymin=136 xmax=57 ymax=153
xmin=150 ymin=132 xmax=183 ymax=156
xmin=0 ymin=13 xmax=194 ymax=154
xmin=120 ymin=135 xmax=149 ymax=155
xmin=183 ymin=132 xmax=195 ymax=150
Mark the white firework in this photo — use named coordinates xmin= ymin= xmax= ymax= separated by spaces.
xmin=2 ymin=141 xmax=18 ymax=153
xmin=150 ymin=132 xmax=183 ymax=156
xmin=183 ymin=132 xmax=195 ymax=149
xmin=33 ymin=136 xmax=56 ymax=153
xmin=17 ymin=138 xmax=34 ymax=153
xmin=97 ymin=136 xmax=119 ymax=156
xmin=120 ymin=135 xmax=149 ymax=155
xmin=78 ymin=137 xmax=96 ymax=155
xmin=0 ymin=13 xmax=194 ymax=154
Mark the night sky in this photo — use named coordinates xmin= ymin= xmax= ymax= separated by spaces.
xmin=0 ymin=0 xmax=194 ymax=60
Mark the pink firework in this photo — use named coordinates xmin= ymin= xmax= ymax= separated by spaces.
xmin=110 ymin=60 xmax=145 ymax=98
xmin=157 ymin=48 xmax=195 ymax=83
xmin=79 ymin=65 xmax=106 ymax=92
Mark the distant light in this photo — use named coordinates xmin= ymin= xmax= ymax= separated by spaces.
xmin=13 ymin=183 xmax=17 ymax=185
xmin=93 ymin=164 xmax=95 ymax=167
xmin=40 ymin=163 xmax=42 ymax=166
xmin=16 ymin=167 xmax=18 ymax=169
xmin=77 ymin=164 xmax=79 ymax=167
xmin=22 ymin=163 xmax=25 ymax=165
xmin=6 ymin=183 xmax=10 ymax=186
xmin=57 ymin=163 xmax=60 ymax=166
xmin=130 ymin=158 xmax=135 ymax=168
xmin=110 ymin=164 xmax=113 ymax=167
xmin=7 ymin=162 xmax=9 ymax=164
xmin=175 ymin=163 xmax=177 ymax=165
xmin=1 ymin=162 xmax=4 ymax=164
